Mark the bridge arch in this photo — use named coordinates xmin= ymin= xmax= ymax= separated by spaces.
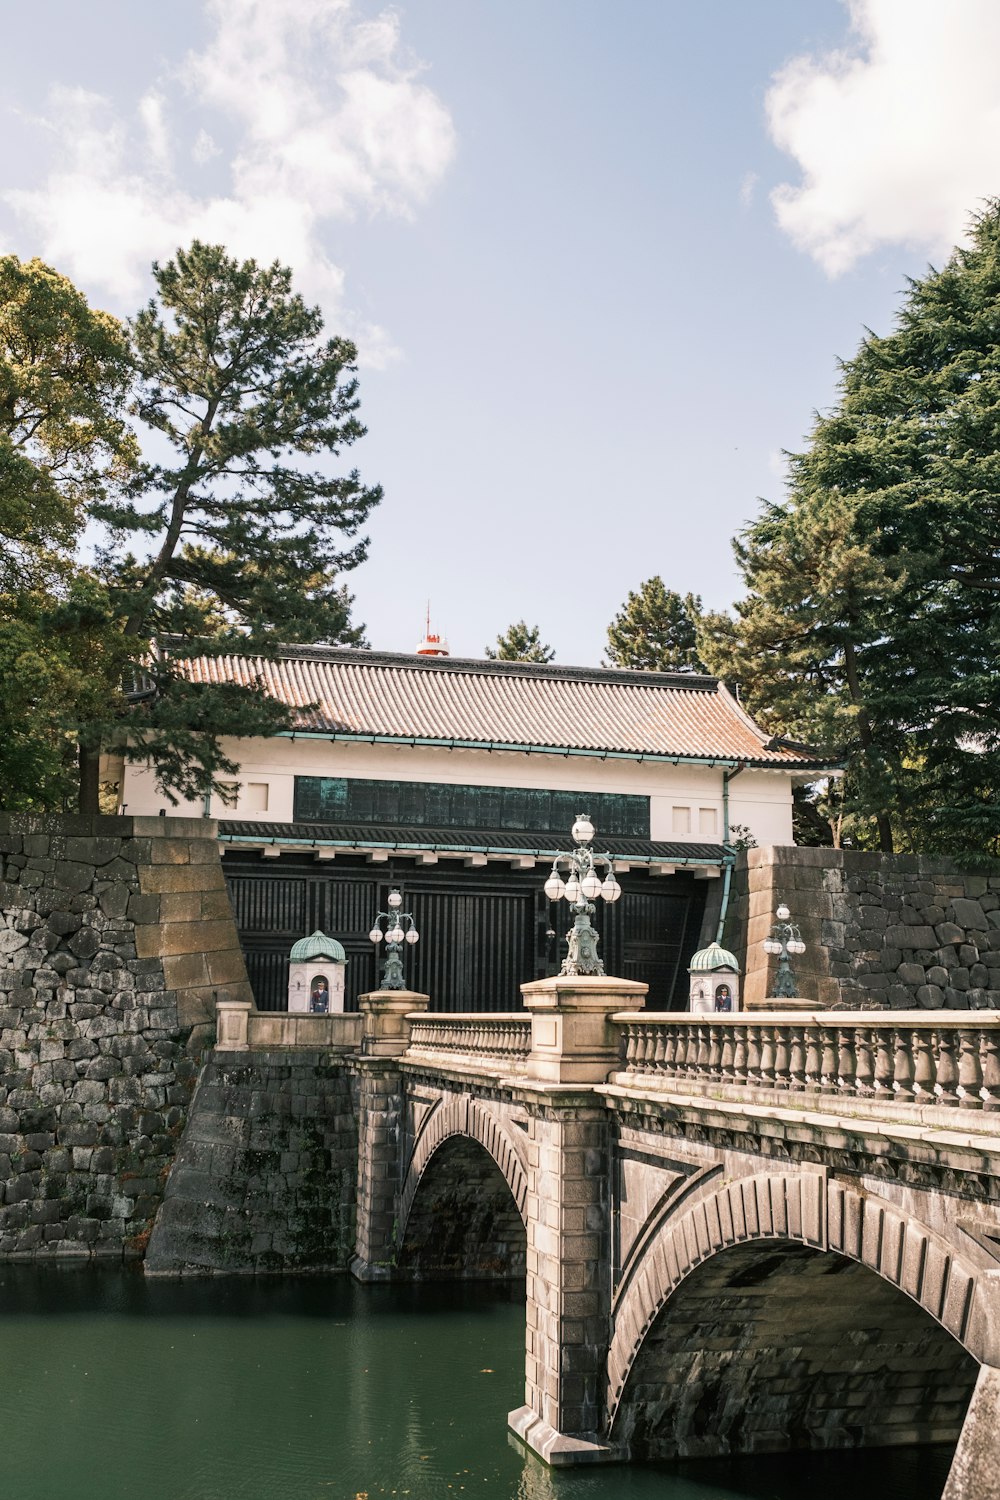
xmin=396 ymin=1095 xmax=528 ymax=1279
xmin=607 ymin=1170 xmax=988 ymax=1457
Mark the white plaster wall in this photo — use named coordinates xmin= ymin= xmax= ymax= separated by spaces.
xmin=119 ymin=736 xmax=797 ymax=845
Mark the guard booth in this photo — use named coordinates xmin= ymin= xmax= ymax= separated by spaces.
xmin=688 ymin=941 xmax=741 ymax=1014
xmin=287 ymin=931 xmax=347 ymax=1013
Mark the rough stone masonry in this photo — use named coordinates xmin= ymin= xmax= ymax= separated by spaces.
xmin=0 ymin=812 xmax=251 ymax=1260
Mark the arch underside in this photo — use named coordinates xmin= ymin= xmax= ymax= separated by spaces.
xmin=396 ymin=1134 xmax=527 ymax=1280
xmin=611 ymin=1239 xmax=979 ymax=1461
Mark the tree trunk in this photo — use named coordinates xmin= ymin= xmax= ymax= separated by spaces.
xmin=78 ymin=744 xmax=101 ymax=815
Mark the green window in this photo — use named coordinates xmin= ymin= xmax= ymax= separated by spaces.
xmin=293 ymin=777 xmax=649 ymax=838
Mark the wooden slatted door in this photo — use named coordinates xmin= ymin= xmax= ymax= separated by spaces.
xmin=405 ymin=887 xmax=535 ymax=1012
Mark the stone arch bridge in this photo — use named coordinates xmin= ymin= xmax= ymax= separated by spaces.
xmin=220 ymin=980 xmax=1000 ymax=1498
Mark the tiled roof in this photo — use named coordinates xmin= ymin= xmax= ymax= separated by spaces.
xmin=176 ymin=645 xmax=828 ymax=768
xmin=218 ymin=820 xmax=728 ymax=864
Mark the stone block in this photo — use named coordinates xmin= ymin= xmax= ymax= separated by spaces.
xmin=137 ymin=864 xmax=226 ymax=894
xmin=206 ymin=948 xmax=250 ymax=986
xmin=149 ymin=839 xmax=193 ymax=866
xmin=950 ymin=898 xmax=987 ymax=931
xmin=896 ymin=963 xmax=925 ymax=986
xmin=937 ymin=923 xmax=966 ymax=946
xmin=49 ymin=862 xmax=96 ymax=895
xmin=126 ymin=894 xmax=159 ymax=925
xmin=161 ymin=952 xmax=210 ymax=990
xmin=64 ymin=837 xmax=121 ymax=867
xmin=158 ymin=891 xmax=202 ymax=923
xmin=916 ymin=984 xmax=944 ymax=1007
xmin=886 ymin=924 xmax=938 ymax=949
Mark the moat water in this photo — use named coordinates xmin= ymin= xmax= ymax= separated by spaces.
xmin=0 ymin=1268 xmax=955 ymax=1500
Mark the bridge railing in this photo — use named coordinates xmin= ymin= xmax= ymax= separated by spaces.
xmin=612 ymin=1011 xmax=1000 ymax=1111
xmin=405 ymin=1013 xmax=532 ymax=1072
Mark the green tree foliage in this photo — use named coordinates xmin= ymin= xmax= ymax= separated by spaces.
xmin=606 ymin=579 xmax=705 ymax=672
xmin=701 ymin=204 xmax=1000 ymax=858
xmin=485 ymin=620 xmax=554 ymax=663
xmin=0 ymin=254 xmax=134 ymax=587
xmin=0 ymin=243 xmax=382 ymax=814
xmin=0 ymin=258 xmax=135 ymax=808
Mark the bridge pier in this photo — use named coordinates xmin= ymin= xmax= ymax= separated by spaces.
xmin=350 ymin=988 xmax=429 ymax=1282
xmin=944 ymin=1364 xmax=1000 ymax=1500
xmin=509 ymin=975 xmax=647 ymax=1465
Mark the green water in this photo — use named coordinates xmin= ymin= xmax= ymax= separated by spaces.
xmin=0 ymin=1269 xmax=954 ymax=1500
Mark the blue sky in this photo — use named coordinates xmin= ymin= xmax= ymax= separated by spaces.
xmin=3 ymin=0 xmax=999 ymax=662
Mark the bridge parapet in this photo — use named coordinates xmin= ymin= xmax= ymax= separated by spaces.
xmin=614 ymin=1009 xmax=1000 ymax=1115
xmin=405 ymin=1012 xmax=531 ymax=1078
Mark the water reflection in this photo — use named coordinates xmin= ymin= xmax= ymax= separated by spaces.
xmin=0 ymin=1268 xmax=955 ymax=1500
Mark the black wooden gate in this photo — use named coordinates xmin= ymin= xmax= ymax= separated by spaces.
xmin=224 ymin=853 xmax=706 ymax=1014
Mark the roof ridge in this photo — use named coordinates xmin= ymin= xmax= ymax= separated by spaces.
xmin=172 ymin=640 xmax=722 ymax=692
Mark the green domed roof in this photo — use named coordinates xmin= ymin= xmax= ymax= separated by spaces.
xmin=688 ymin=942 xmax=740 ymax=974
xmin=289 ymin=930 xmax=347 ymax=963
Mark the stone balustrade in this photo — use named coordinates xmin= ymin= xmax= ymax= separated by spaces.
xmin=405 ymin=1013 xmax=532 ymax=1069
xmin=613 ymin=1010 xmax=1000 ymax=1110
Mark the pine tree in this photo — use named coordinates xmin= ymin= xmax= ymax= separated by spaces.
xmin=605 ymin=579 xmax=705 ymax=672
xmin=485 ymin=621 xmax=554 ymax=663
xmin=81 ymin=241 xmax=382 ymax=811
xmin=0 ymin=257 xmax=135 ymax=809
xmin=703 ymin=202 xmax=1000 ymax=857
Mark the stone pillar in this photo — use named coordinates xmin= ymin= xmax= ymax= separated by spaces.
xmin=215 ymin=997 xmax=251 ymax=1050
xmin=943 ymin=1363 xmax=1000 ymax=1500
xmin=350 ymin=989 xmax=429 ymax=1282
xmin=509 ymin=975 xmax=646 ymax=1466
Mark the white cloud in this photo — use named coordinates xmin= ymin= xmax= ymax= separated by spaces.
xmin=192 ymin=129 xmax=220 ymax=165
xmin=766 ymin=0 xmax=1000 ymax=275
xmin=738 ymin=171 xmax=758 ymax=209
xmin=2 ymin=0 xmax=456 ymax=364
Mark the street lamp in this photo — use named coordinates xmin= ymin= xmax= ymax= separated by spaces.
xmin=543 ymin=814 xmax=622 ymax=976
xmin=763 ymin=900 xmax=806 ymax=1000
xmin=369 ymin=889 xmax=419 ymax=990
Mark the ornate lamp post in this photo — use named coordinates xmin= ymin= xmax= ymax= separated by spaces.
xmin=369 ymin=889 xmax=419 ymax=990
xmin=543 ymin=814 xmax=622 ymax=976
xmin=763 ymin=901 xmax=806 ymax=1000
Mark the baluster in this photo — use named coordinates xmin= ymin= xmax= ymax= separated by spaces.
xmin=632 ymin=1026 xmax=650 ymax=1074
xmin=789 ymin=1025 xmax=806 ymax=1092
xmin=663 ymin=1025 xmax=678 ymax=1075
xmin=732 ymin=1025 xmax=748 ymax=1087
xmin=641 ymin=1025 xmax=656 ymax=1069
xmin=911 ymin=1028 xmax=934 ymax=1102
xmin=708 ymin=1024 xmax=723 ymax=1081
xmin=680 ymin=1020 xmax=695 ymax=1080
xmin=804 ymin=1025 xmax=822 ymax=1093
xmin=958 ymin=1026 xmax=984 ymax=1110
xmin=746 ymin=1025 xmax=762 ymax=1088
xmin=820 ymin=1026 xmax=839 ymax=1094
xmin=893 ymin=1028 xmax=915 ymax=1103
xmin=653 ymin=1026 xmax=666 ymax=1069
xmin=720 ymin=1026 xmax=736 ymax=1085
xmin=872 ymin=1027 xmax=895 ymax=1100
xmin=672 ymin=1023 xmax=688 ymax=1074
xmin=854 ymin=1025 xmax=874 ymax=1097
xmin=695 ymin=1023 xmax=711 ymax=1078
xmin=758 ymin=1025 xmax=775 ymax=1089
xmin=624 ymin=1024 xmax=638 ymax=1067
xmin=838 ymin=1026 xmax=857 ymax=1097
xmin=772 ymin=1024 xmax=791 ymax=1090
xmin=981 ymin=1027 xmax=1000 ymax=1111
xmin=677 ymin=1022 xmax=693 ymax=1077
xmin=936 ymin=1028 xmax=960 ymax=1107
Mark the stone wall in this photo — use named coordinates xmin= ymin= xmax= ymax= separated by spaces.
xmin=726 ymin=846 xmax=1000 ymax=1010
xmin=0 ymin=812 xmax=250 ymax=1259
xmin=145 ymin=1050 xmax=357 ymax=1274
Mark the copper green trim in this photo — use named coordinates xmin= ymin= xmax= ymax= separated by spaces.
xmin=277 ymin=729 xmax=828 ymax=771
xmin=217 ymin=831 xmax=735 ymax=867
